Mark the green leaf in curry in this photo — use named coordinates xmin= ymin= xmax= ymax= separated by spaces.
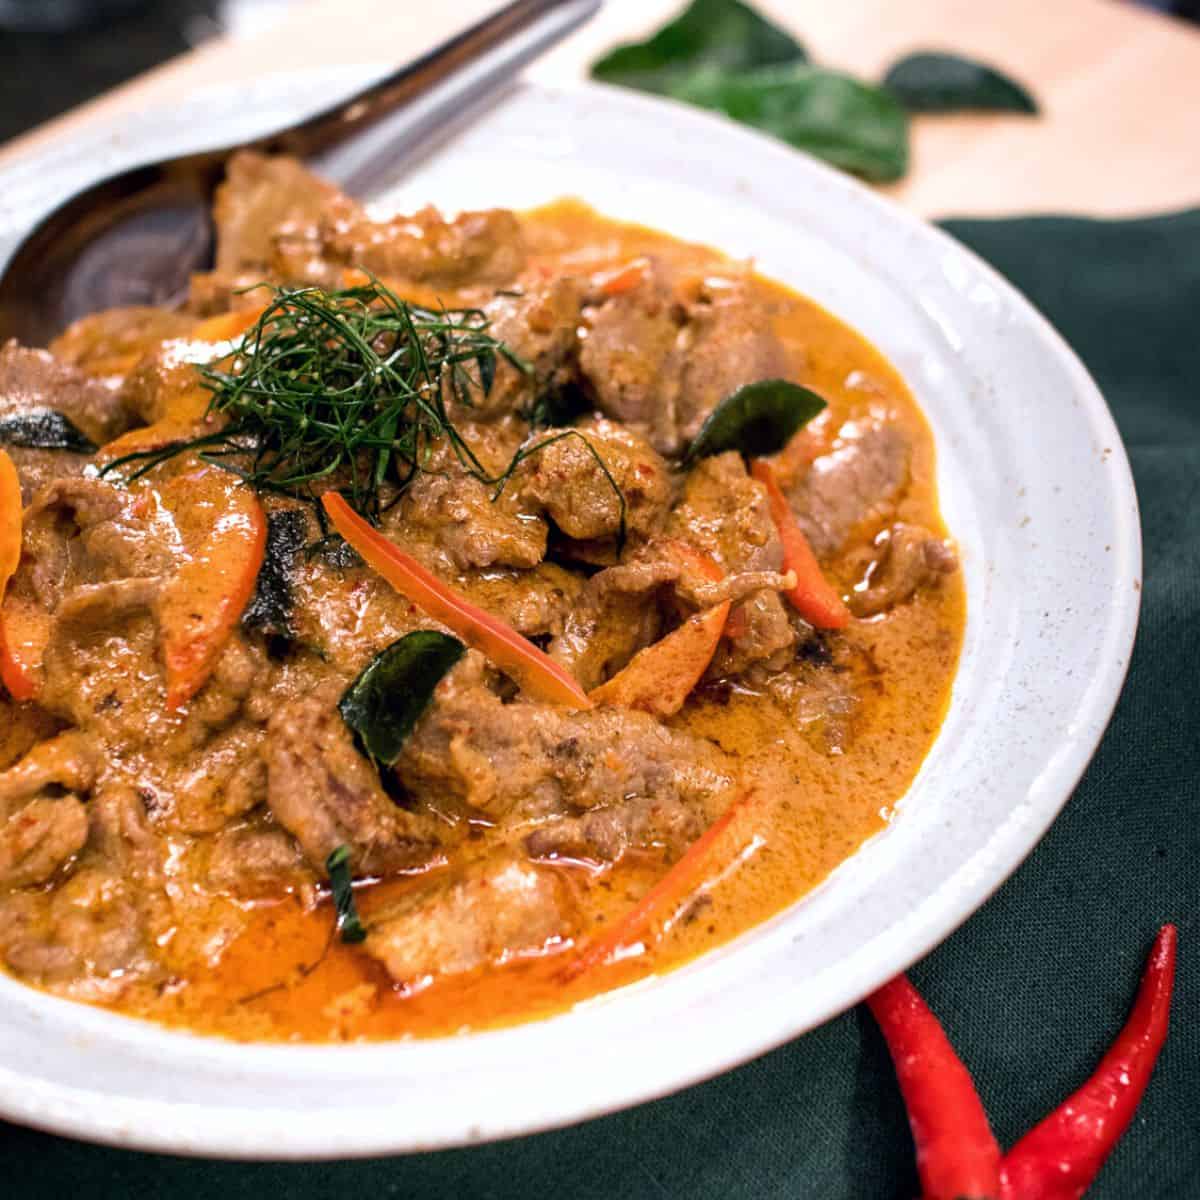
xmin=883 ymin=52 xmax=1038 ymax=115
xmin=0 ymin=408 xmax=98 ymax=454
xmin=325 ymin=845 xmax=367 ymax=944
xmin=525 ymin=378 xmax=590 ymax=430
xmin=339 ymin=630 xmax=465 ymax=766
xmin=591 ymin=0 xmax=806 ymax=95
xmin=670 ymin=64 xmax=910 ymax=183
xmin=683 ymin=378 xmax=827 ymax=466
xmin=242 ymin=508 xmax=307 ymax=645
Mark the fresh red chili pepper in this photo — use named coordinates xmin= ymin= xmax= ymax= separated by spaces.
xmin=867 ymin=975 xmax=1003 ymax=1200
xmin=999 ymin=924 xmax=1178 ymax=1200
xmin=867 ymin=924 xmax=1178 ymax=1200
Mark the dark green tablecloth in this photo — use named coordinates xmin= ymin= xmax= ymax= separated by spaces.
xmin=4 ymin=211 xmax=1197 ymax=1198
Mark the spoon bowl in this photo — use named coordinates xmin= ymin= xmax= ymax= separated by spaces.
xmin=0 ymin=0 xmax=599 ymax=345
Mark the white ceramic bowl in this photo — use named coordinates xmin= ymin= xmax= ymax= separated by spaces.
xmin=0 ymin=74 xmax=1140 ymax=1159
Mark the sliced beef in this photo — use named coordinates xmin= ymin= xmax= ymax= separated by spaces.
xmin=670 ymin=453 xmax=795 ymax=675
xmin=317 ymin=204 xmax=527 ymax=290
xmin=547 ymin=534 xmax=795 ymax=692
xmin=212 ymin=151 xmax=338 ymax=274
xmin=266 ymin=692 xmax=441 ymax=876
xmin=364 ymin=854 xmax=574 ymax=989
xmin=0 ymin=730 xmax=97 ymax=807
xmin=8 ymin=479 xmax=169 ymax=703
xmin=256 ymin=500 xmax=430 ymax=675
xmin=21 ymin=476 xmax=170 ymax=594
xmin=516 ymin=416 xmax=673 ymax=545
xmin=20 ymin=487 xmax=278 ymax=833
xmin=391 ymin=431 xmax=549 ymax=573
xmin=788 ymin=422 xmax=911 ymax=559
xmin=757 ymin=655 xmax=860 ymax=755
xmin=850 ymin=523 xmax=958 ymax=617
xmin=38 ymin=587 xmax=158 ymax=730
xmin=38 ymin=626 xmax=274 ymax=838
xmin=163 ymin=725 xmax=269 ymax=836
xmin=673 ymin=276 xmax=790 ymax=448
xmin=0 ymin=341 xmax=133 ymax=500
xmin=270 ymin=201 xmax=528 ymax=295
xmin=0 ymin=341 xmax=131 ymax=444
xmin=549 ymin=579 xmax=662 ymax=693
xmin=52 ymin=576 xmax=159 ymax=629
xmin=0 ymin=786 xmax=160 ymax=995
xmin=671 ymin=453 xmax=779 ymax=574
xmin=578 ymin=262 xmax=684 ymax=454
xmin=525 ymin=792 xmax=703 ymax=866
xmin=395 ymin=655 xmax=736 ymax=824
xmin=578 ymin=536 xmax=790 ymax=613
xmin=117 ymin=343 xmax=209 ymax=428
xmin=37 ymin=616 xmax=274 ymax=841
xmin=1 ymin=447 xmax=89 ymax=508
xmin=478 ymin=277 xmax=584 ymax=418
xmin=187 ymin=269 xmax=272 ymax=317
xmin=206 ymin=822 xmax=312 ymax=897
xmin=235 ymin=162 xmax=528 ymax=294
xmin=397 ymin=469 xmax=547 ymax=572
xmin=579 ymin=263 xmax=789 ymax=457
xmin=463 ymin=562 xmax=584 ymax=642
xmin=49 ymin=307 xmax=196 ymax=375
xmin=88 ymin=784 xmax=160 ymax=869
xmin=0 ymin=798 xmax=88 ymax=890
xmin=717 ymin=590 xmax=796 ymax=677
xmin=0 ymin=872 xmax=149 ymax=993
xmin=284 ymin=558 xmax=427 ymax=677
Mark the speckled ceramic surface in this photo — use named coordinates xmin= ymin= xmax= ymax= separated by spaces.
xmin=0 ymin=74 xmax=1140 ymax=1159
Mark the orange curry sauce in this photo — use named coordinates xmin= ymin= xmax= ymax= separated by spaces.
xmin=1 ymin=202 xmax=963 ymax=1041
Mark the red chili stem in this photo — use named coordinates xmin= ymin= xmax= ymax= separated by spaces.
xmin=999 ymin=924 xmax=1178 ymax=1200
xmin=867 ymin=975 xmax=1003 ymax=1200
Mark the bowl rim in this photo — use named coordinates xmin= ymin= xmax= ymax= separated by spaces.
xmin=0 ymin=74 xmax=1141 ymax=1160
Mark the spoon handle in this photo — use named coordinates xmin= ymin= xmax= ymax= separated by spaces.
xmin=259 ymin=0 xmax=600 ymax=192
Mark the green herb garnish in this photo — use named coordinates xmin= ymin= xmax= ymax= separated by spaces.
xmin=339 ymin=631 xmax=465 ymax=765
xmin=683 ymin=379 xmax=826 ymax=466
xmin=883 ymin=52 xmax=1038 ymax=115
xmin=101 ymin=277 xmax=629 ymax=546
xmin=0 ymin=408 xmax=98 ymax=454
xmin=326 ymin=844 xmax=367 ymax=944
xmin=100 ymin=278 xmax=529 ymax=520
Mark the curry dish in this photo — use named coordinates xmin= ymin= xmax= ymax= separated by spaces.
xmin=0 ymin=154 xmax=963 ymax=1041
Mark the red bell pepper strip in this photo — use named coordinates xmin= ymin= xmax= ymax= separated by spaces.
xmin=999 ymin=924 xmax=1178 ymax=1200
xmin=191 ymin=304 xmax=267 ymax=344
xmin=561 ymin=788 xmax=756 ymax=981
xmin=157 ymin=467 xmax=267 ymax=710
xmin=0 ymin=448 xmax=38 ymax=700
xmin=749 ymin=458 xmax=850 ymax=630
xmin=589 ymin=541 xmax=728 ymax=717
xmin=322 ymin=491 xmax=592 ymax=708
xmin=867 ymin=975 xmax=1004 ymax=1200
xmin=589 ymin=599 xmax=730 ymax=717
xmin=594 ymin=257 xmax=651 ymax=298
xmin=0 ymin=449 xmax=20 ymax=587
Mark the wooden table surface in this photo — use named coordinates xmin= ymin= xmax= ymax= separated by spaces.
xmin=2 ymin=0 xmax=1199 ymax=219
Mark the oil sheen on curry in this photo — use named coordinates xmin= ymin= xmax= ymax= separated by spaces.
xmin=0 ymin=153 xmax=963 ymax=1041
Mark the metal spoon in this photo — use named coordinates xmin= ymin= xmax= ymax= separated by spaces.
xmin=0 ymin=0 xmax=599 ymax=346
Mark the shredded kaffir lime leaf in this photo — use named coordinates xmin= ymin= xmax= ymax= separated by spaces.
xmin=102 ymin=275 xmax=627 ymax=542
